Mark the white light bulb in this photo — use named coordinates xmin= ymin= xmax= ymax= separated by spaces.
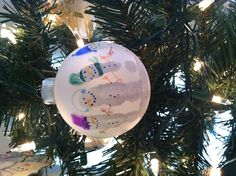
xmin=48 ymin=14 xmax=57 ymax=22
xmin=193 ymin=60 xmax=202 ymax=71
xmin=209 ymin=167 xmax=221 ymax=176
xmin=85 ymin=138 xmax=92 ymax=143
xmin=212 ymin=95 xmax=232 ymax=105
xmin=11 ymin=141 xmax=36 ymax=152
xmin=17 ymin=113 xmax=26 ymax=121
xmin=199 ymin=0 xmax=215 ymax=11
xmin=150 ymin=158 xmax=159 ymax=176
xmin=76 ymin=39 xmax=84 ymax=48
xmin=1 ymin=23 xmax=17 ymax=44
xmin=1 ymin=26 xmax=9 ymax=38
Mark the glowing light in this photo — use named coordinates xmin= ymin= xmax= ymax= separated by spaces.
xmin=85 ymin=137 xmax=92 ymax=143
xmin=150 ymin=158 xmax=159 ymax=176
xmin=48 ymin=14 xmax=57 ymax=22
xmin=209 ymin=167 xmax=221 ymax=176
xmin=116 ymin=168 xmax=132 ymax=175
xmin=117 ymin=139 xmax=123 ymax=143
xmin=76 ymin=39 xmax=85 ymax=48
xmin=11 ymin=141 xmax=36 ymax=152
xmin=17 ymin=113 xmax=26 ymax=121
xmin=102 ymin=138 xmax=111 ymax=144
xmin=193 ymin=60 xmax=203 ymax=71
xmin=1 ymin=23 xmax=17 ymax=44
xmin=199 ymin=0 xmax=215 ymax=11
xmin=212 ymin=95 xmax=232 ymax=105
xmin=46 ymin=14 xmax=62 ymax=26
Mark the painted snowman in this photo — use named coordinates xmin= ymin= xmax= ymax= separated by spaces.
xmin=71 ymin=81 xmax=142 ymax=131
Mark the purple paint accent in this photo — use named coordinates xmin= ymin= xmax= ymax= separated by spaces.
xmin=71 ymin=114 xmax=90 ymax=130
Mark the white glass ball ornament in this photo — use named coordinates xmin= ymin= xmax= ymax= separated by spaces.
xmin=54 ymin=42 xmax=151 ymax=137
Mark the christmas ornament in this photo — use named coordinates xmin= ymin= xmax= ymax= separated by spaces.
xmin=0 ymin=152 xmax=50 ymax=176
xmin=54 ymin=41 xmax=151 ymax=137
xmin=48 ymin=0 xmax=93 ymax=45
xmin=0 ymin=127 xmax=11 ymax=154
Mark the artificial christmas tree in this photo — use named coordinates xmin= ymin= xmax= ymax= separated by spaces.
xmin=0 ymin=0 xmax=236 ymax=175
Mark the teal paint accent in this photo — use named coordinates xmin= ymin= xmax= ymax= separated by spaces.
xmin=94 ymin=62 xmax=104 ymax=76
xmin=79 ymin=71 xmax=85 ymax=82
xmin=69 ymin=73 xmax=84 ymax=85
xmin=89 ymin=57 xmax=103 ymax=76
xmin=90 ymin=57 xmax=99 ymax=63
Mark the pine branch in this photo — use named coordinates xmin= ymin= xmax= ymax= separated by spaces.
xmin=0 ymin=1 xmax=85 ymax=175
xmin=84 ymin=0 xmax=212 ymax=175
xmin=0 ymin=0 xmax=235 ymax=175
